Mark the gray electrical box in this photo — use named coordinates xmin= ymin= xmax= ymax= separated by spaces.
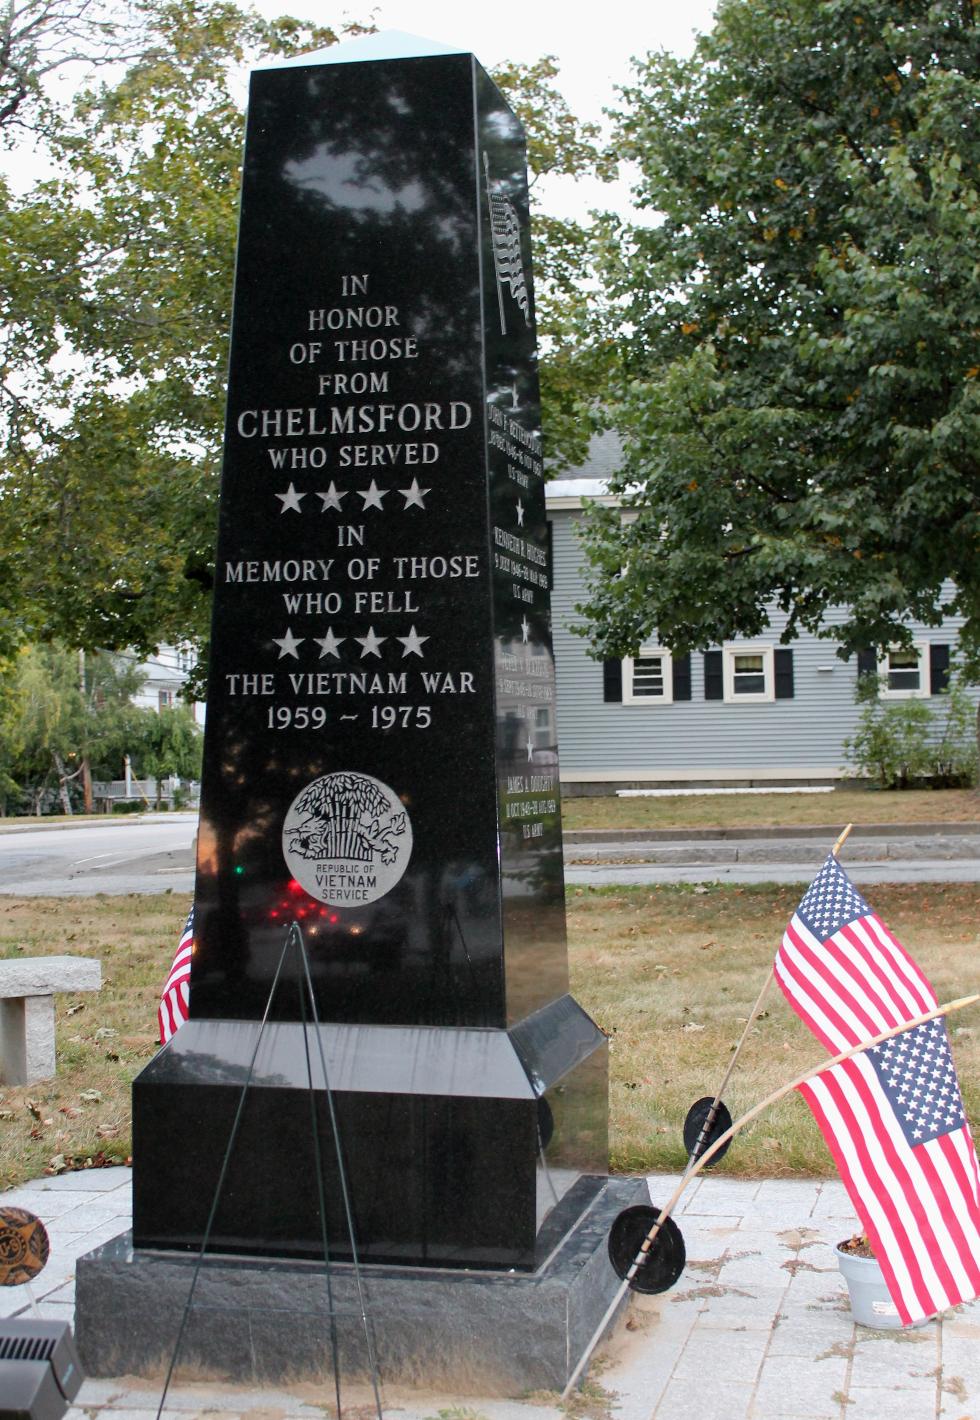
xmin=0 ymin=1320 xmax=84 ymax=1420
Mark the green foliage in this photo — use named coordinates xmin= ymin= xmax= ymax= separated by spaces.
xmin=578 ymin=0 xmax=980 ymax=663
xmin=491 ymin=56 xmax=617 ymax=471
xmin=0 ymin=10 xmax=601 ymax=667
xmin=843 ymin=674 xmax=978 ymax=788
xmin=0 ymin=643 xmax=144 ymax=811
xmin=0 ymin=642 xmax=200 ymax=813
xmin=0 ymin=0 xmax=369 ymax=659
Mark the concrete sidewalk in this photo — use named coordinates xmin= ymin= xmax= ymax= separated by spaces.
xmin=2 ymin=1167 xmax=977 ymax=1419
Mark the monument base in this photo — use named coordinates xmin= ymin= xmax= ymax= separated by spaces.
xmin=75 ymin=1176 xmax=644 ymax=1396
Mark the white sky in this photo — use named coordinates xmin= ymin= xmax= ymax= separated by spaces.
xmin=284 ymin=0 xmax=720 ymax=122
xmin=251 ymin=0 xmax=719 ymax=216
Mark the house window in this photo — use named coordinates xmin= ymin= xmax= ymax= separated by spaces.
xmin=623 ymin=648 xmax=674 ymax=705
xmin=879 ymin=644 xmax=928 ymax=699
xmin=723 ymin=645 xmax=775 ymax=703
xmin=158 ymin=690 xmax=175 ymax=710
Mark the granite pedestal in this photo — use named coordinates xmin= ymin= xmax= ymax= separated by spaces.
xmin=76 ymin=1177 xmax=644 ymax=1395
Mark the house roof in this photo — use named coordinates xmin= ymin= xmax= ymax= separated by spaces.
xmin=546 ymin=429 xmax=620 ymax=507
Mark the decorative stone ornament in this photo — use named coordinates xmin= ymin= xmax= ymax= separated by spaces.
xmin=0 ymin=1207 xmax=50 ymax=1286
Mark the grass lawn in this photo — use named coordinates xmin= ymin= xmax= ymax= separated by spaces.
xmin=0 ymin=884 xmax=977 ymax=1188
xmin=562 ymin=786 xmax=980 ymax=832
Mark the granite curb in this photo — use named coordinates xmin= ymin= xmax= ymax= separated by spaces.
xmin=563 ymin=820 xmax=980 ymax=844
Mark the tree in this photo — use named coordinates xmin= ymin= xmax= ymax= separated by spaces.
xmin=0 ymin=642 xmax=148 ymax=812
xmin=0 ymin=0 xmax=369 ymax=660
xmin=131 ymin=703 xmax=202 ymax=806
xmin=0 ymin=0 xmax=146 ymax=137
xmin=492 ymin=56 xmax=618 ymax=471
xmin=577 ymin=0 xmax=980 ymax=669
xmin=0 ymin=8 xmax=601 ymax=668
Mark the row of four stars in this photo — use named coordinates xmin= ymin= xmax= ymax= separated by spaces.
xmin=273 ymin=626 xmax=428 ymax=659
xmin=276 ymin=479 xmax=429 ymax=513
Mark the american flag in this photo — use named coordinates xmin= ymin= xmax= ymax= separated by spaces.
xmin=801 ymin=1021 xmax=980 ymax=1324
xmin=777 ymin=855 xmax=980 ymax=1323
xmin=775 ymin=854 xmax=936 ymax=1054
xmin=158 ymin=906 xmax=193 ymax=1043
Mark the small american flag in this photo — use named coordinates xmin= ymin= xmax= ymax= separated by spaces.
xmin=158 ymin=906 xmax=194 ymax=1043
xmin=775 ymin=853 xmax=936 ymax=1053
xmin=777 ymin=854 xmax=980 ymax=1323
xmin=801 ymin=1020 xmax=980 ymax=1323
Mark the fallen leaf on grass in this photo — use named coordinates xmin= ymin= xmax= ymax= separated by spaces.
xmin=104 ymin=1051 xmax=120 ymax=1062
xmin=681 ymin=1022 xmax=705 ymax=1033
xmin=79 ymin=1089 xmax=102 ymax=1104
xmin=58 ymin=1106 xmax=81 ymax=1118
xmin=94 ymin=1027 xmax=117 ymax=1040
xmin=66 ymin=1004 xmax=84 ymax=1016
xmin=25 ymin=1100 xmax=42 ymax=1121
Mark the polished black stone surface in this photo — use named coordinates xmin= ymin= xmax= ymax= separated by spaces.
xmin=130 ymin=46 xmax=606 ymax=1270
xmin=79 ymin=1178 xmax=648 ymax=1394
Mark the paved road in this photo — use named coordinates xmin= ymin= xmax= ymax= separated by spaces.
xmin=0 ymin=816 xmax=976 ymax=894
xmin=0 ymin=814 xmax=197 ymax=896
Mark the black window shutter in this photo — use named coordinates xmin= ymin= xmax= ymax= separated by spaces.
xmin=545 ymin=520 xmax=554 ymax=592
xmin=672 ymin=653 xmax=692 ymax=701
xmin=856 ymin=648 xmax=877 ymax=678
xmin=774 ymin=648 xmax=794 ymax=699
xmin=703 ymin=650 xmax=723 ymax=700
xmin=603 ymin=660 xmax=623 ymax=703
xmin=930 ymin=644 xmax=950 ymax=695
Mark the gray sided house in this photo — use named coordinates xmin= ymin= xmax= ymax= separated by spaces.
xmin=545 ymin=436 xmax=974 ymax=792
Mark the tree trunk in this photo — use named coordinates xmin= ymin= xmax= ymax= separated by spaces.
xmin=53 ymin=753 xmax=73 ymax=815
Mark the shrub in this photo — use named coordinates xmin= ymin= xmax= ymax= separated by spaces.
xmin=844 ymin=675 xmax=978 ymax=789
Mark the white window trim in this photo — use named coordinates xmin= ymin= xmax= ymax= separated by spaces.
xmin=723 ymin=644 xmax=775 ymax=703
xmin=623 ymin=646 xmax=674 ymax=705
xmin=878 ymin=643 xmax=929 ymax=699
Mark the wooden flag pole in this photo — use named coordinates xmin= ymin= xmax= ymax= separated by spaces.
xmin=562 ymin=988 xmax=979 ymax=1400
xmin=687 ymin=824 xmax=853 ymax=1165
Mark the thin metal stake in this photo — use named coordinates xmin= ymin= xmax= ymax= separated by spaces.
xmin=687 ymin=824 xmax=854 ymax=1165
xmin=561 ymin=988 xmax=976 ymax=1401
xmin=297 ymin=951 xmax=344 ymax=1420
xmin=155 ymin=934 xmax=293 ymax=1420
xmin=290 ymin=922 xmax=385 ymax=1420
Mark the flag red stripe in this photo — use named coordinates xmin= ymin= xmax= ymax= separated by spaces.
xmin=791 ymin=924 xmax=889 ymax=1039
xmin=800 ymin=1070 xmax=929 ymax=1322
xmin=808 ymin=1064 xmax=939 ymax=1321
xmin=833 ymin=922 xmax=911 ymax=1026
xmin=867 ymin=917 xmax=936 ymax=1013
xmin=845 ymin=1058 xmax=966 ymax=1310
xmin=778 ymin=920 xmax=861 ymax=1048
xmin=926 ymin=1134 xmax=980 ymax=1295
xmin=827 ymin=1061 xmax=943 ymax=1317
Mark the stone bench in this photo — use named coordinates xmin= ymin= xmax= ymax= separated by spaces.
xmin=0 ymin=957 xmax=102 ymax=1085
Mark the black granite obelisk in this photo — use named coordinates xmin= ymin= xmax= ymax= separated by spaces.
xmin=130 ymin=32 xmax=607 ymax=1272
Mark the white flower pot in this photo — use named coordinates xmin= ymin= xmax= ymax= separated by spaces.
xmin=835 ymin=1246 xmax=929 ymax=1330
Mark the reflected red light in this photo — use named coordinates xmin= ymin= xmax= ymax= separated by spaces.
xmin=288 ymin=879 xmax=303 ymax=894
xmin=269 ymin=910 xmax=279 ymax=919
xmin=329 ymin=914 xmax=339 ymax=924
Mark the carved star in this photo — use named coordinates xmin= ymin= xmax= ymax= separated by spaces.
xmin=314 ymin=628 xmax=345 ymax=659
xmin=355 ymin=626 xmax=386 ymax=658
xmin=399 ymin=478 xmax=430 ymax=510
xmin=317 ymin=482 xmax=347 ymax=512
xmin=276 ymin=483 xmax=306 ymax=514
xmin=273 ymin=627 xmax=304 ymax=659
xmin=516 ymin=498 xmax=525 ymax=527
xmin=358 ymin=479 xmax=387 ymax=511
xmin=396 ymin=625 xmax=429 ymax=658
xmin=521 ymin=617 xmax=531 ymax=644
